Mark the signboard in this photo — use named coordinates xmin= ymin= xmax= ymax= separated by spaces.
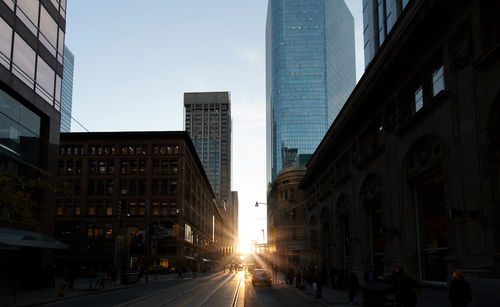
xmin=185 ymin=224 xmax=193 ymax=243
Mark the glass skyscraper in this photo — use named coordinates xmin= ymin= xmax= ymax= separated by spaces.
xmin=60 ymin=45 xmax=74 ymax=132
xmin=266 ymin=0 xmax=355 ymax=182
xmin=184 ymin=92 xmax=231 ymax=203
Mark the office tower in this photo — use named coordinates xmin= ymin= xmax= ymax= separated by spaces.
xmin=228 ymin=191 xmax=239 ymax=253
xmin=266 ymin=0 xmax=356 ymax=182
xmin=184 ymin=92 xmax=231 ymax=203
xmin=60 ymin=45 xmax=74 ymax=132
xmin=363 ymin=0 xmax=410 ymax=67
xmin=0 ymin=0 xmax=67 ymax=287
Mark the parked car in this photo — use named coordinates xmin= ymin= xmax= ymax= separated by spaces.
xmin=252 ymin=269 xmax=272 ymax=287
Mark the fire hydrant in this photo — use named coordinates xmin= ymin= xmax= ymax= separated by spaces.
xmin=58 ymin=281 xmax=66 ymax=297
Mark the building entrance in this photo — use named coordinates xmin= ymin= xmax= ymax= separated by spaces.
xmin=415 ymin=173 xmax=448 ymax=282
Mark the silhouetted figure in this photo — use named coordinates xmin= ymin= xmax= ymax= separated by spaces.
xmin=295 ymin=267 xmax=302 ymax=289
xmin=364 ymin=265 xmax=376 ymax=284
xmin=337 ymin=265 xmax=344 ymax=290
xmin=386 ymin=267 xmax=420 ymax=307
xmin=449 ymin=271 xmax=472 ymax=307
xmin=191 ymin=263 xmax=197 ymax=279
xmin=329 ymin=266 xmax=337 ymax=289
xmin=344 ymin=267 xmax=360 ymax=305
xmin=313 ymin=266 xmax=322 ymax=298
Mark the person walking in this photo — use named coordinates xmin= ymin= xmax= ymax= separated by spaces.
xmin=329 ymin=265 xmax=337 ymax=289
xmin=313 ymin=266 xmax=322 ymax=299
xmin=191 ymin=263 xmax=197 ymax=279
xmin=337 ymin=265 xmax=344 ymax=290
xmin=449 ymin=271 xmax=472 ymax=307
xmin=295 ymin=267 xmax=302 ymax=289
xmin=364 ymin=265 xmax=376 ymax=284
xmin=391 ymin=267 xmax=420 ymax=307
xmin=344 ymin=267 xmax=360 ymax=305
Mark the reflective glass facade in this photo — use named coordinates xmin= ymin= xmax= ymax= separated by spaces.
xmin=60 ymin=45 xmax=74 ymax=132
xmin=184 ymin=92 xmax=231 ymax=202
xmin=363 ymin=0 xmax=410 ymax=67
xmin=266 ymin=0 xmax=355 ymax=181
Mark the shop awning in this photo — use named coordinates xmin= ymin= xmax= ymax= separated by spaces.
xmin=0 ymin=227 xmax=69 ymax=249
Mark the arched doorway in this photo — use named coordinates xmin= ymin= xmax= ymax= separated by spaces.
xmin=405 ymin=136 xmax=449 ymax=282
xmin=361 ymin=174 xmax=384 ymax=278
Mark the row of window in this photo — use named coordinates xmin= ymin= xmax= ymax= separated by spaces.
xmin=59 ymin=144 xmax=181 ymax=156
xmin=58 ymin=159 xmax=180 ymax=176
xmin=55 ymin=200 xmax=178 ymax=218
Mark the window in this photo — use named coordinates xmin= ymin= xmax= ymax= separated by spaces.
xmin=39 ymin=6 xmax=58 ymax=56
xmin=12 ymin=34 xmax=36 ymax=88
xmin=414 ymin=86 xmax=423 ymax=112
xmin=56 ymin=207 xmax=63 ymax=216
xmin=106 ymin=206 xmax=113 ymax=216
xmin=88 ymin=207 xmax=95 ymax=216
xmin=16 ymin=0 xmax=39 ymax=35
xmin=0 ymin=17 xmax=12 ymax=69
xmin=432 ymin=66 xmax=445 ymax=97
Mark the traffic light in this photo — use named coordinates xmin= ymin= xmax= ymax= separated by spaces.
xmin=173 ymin=224 xmax=179 ymax=237
xmin=117 ymin=201 xmax=122 ymax=220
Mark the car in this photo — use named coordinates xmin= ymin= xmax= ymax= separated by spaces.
xmin=252 ymin=269 xmax=272 ymax=286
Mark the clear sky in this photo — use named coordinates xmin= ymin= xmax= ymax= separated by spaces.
xmin=65 ymin=0 xmax=364 ymax=249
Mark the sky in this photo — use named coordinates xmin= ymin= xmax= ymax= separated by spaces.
xmin=65 ymin=0 xmax=364 ymax=248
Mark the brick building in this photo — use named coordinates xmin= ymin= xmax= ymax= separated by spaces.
xmin=55 ymin=131 xmax=225 ymax=271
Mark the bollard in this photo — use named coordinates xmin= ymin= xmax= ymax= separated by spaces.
xmin=58 ymin=281 xmax=66 ymax=297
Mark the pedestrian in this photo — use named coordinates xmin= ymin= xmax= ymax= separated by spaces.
xmin=449 ymin=271 xmax=472 ymax=307
xmin=191 ymin=263 xmax=197 ymax=279
xmin=272 ymin=265 xmax=278 ymax=284
xmin=344 ymin=267 xmax=360 ymax=305
xmin=111 ymin=265 xmax=118 ymax=284
xmin=329 ymin=265 xmax=337 ymax=289
xmin=390 ymin=267 xmax=420 ymax=307
xmin=177 ymin=265 xmax=184 ymax=279
xmin=337 ymin=265 xmax=344 ymax=290
xmin=364 ymin=264 xmax=376 ymax=284
xmin=287 ymin=266 xmax=295 ymax=285
xmin=313 ymin=266 xmax=322 ymax=298
xmin=295 ymin=267 xmax=302 ymax=289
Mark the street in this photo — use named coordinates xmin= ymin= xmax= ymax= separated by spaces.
xmin=39 ymin=270 xmax=321 ymax=307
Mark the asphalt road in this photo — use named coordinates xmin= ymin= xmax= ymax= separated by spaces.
xmin=42 ymin=270 xmax=321 ymax=307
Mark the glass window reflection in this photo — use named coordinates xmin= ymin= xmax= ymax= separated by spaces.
xmin=40 ymin=6 xmax=58 ymax=56
xmin=36 ymin=55 xmax=55 ymax=104
xmin=0 ymin=17 xmax=12 ymax=69
xmin=12 ymin=34 xmax=36 ymax=88
xmin=16 ymin=0 xmax=39 ymax=35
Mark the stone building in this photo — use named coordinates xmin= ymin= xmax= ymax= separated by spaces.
xmin=267 ymin=166 xmax=307 ymax=269
xmin=55 ymin=131 xmax=225 ymax=271
xmin=299 ymin=0 xmax=500 ymax=304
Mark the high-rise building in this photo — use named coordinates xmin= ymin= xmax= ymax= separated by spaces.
xmin=363 ymin=0 xmax=410 ymax=68
xmin=184 ymin=92 xmax=231 ymax=203
xmin=0 ymin=0 xmax=67 ymax=288
xmin=60 ymin=45 xmax=74 ymax=132
xmin=266 ymin=0 xmax=356 ymax=182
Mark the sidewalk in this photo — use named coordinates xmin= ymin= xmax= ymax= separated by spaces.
xmin=277 ymin=271 xmax=449 ymax=307
xmin=0 ymin=272 xmax=198 ymax=307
